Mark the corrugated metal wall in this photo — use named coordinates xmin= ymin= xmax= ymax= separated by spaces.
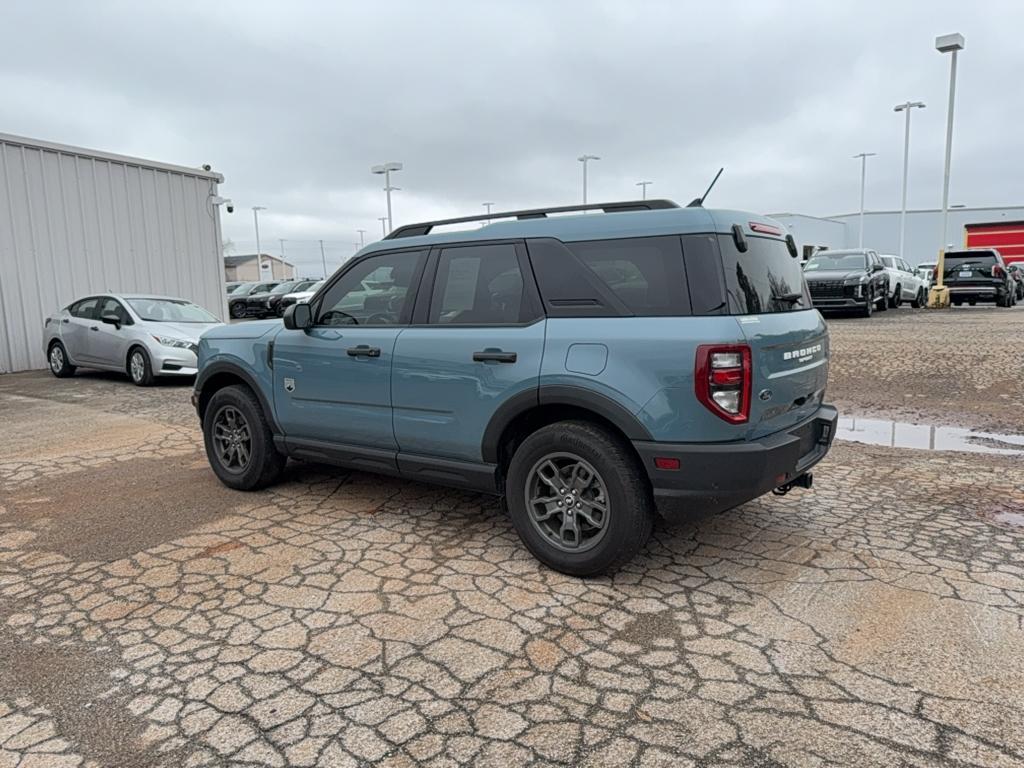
xmin=0 ymin=133 xmax=226 ymax=373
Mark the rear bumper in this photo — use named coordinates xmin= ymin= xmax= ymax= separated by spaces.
xmin=633 ymin=404 xmax=838 ymax=524
xmin=948 ymin=285 xmax=1001 ymax=299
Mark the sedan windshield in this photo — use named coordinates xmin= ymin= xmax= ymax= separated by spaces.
xmin=804 ymin=253 xmax=867 ymax=271
xmin=127 ymin=298 xmax=219 ymax=323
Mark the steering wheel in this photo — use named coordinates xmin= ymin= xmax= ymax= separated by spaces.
xmin=366 ymin=312 xmax=394 ymax=325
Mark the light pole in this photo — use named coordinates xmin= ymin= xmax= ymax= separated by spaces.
xmin=894 ymin=101 xmax=926 ymax=261
xmin=482 ymin=202 xmax=494 ymax=223
xmin=577 ymin=154 xmax=600 ymax=204
xmin=357 ymin=229 xmax=366 ymax=249
xmin=636 ymin=181 xmax=653 ymax=200
xmin=371 ymin=162 xmax=402 ymax=233
xmin=279 ymin=239 xmax=286 ymax=277
xmin=853 ymin=153 xmax=876 ymax=248
xmin=252 ymin=206 xmax=266 ymax=279
xmin=930 ymin=32 xmax=965 ymax=308
xmin=378 ymin=216 xmax=388 ymax=238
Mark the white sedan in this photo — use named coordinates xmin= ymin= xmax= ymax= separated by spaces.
xmin=880 ymin=255 xmax=929 ymax=308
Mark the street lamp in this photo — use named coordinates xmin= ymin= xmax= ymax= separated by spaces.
xmin=252 ymin=206 xmax=267 ymax=278
xmin=371 ymin=162 xmax=403 ymax=233
xmin=378 ymin=216 xmax=388 ymax=238
xmin=929 ymin=32 xmax=965 ymax=309
xmin=853 ymin=153 xmax=876 ymax=248
xmin=357 ymin=229 xmax=366 ymax=248
xmin=577 ymin=154 xmax=600 ymax=204
xmin=482 ymin=202 xmax=494 ymax=223
xmin=894 ymin=101 xmax=926 ymax=261
xmin=635 ymin=181 xmax=653 ymax=200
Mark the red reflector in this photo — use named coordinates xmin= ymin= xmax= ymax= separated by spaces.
xmin=654 ymin=457 xmax=681 ymax=471
xmin=711 ymin=368 xmax=742 ymax=386
xmin=749 ymin=221 xmax=783 ymax=236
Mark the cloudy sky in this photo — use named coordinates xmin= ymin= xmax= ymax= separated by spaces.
xmin=2 ymin=1 xmax=1021 ymax=272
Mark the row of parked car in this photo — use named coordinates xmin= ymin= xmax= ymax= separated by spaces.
xmin=224 ymin=279 xmax=324 ymax=319
xmin=803 ymin=247 xmax=1023 ymax=316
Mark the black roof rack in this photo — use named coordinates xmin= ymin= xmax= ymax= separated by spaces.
xmin=384 ymin=199 xmax=680 ymax=240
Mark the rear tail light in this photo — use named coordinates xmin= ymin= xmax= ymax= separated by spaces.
xmin=695 ymin=344 xmax=751 ymax=424
xmin=992 ymin=265 xmax=1006 ymax=278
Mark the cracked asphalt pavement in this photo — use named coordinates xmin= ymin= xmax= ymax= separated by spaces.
xmin=1 ymin=306 xmax=1023 ymax=767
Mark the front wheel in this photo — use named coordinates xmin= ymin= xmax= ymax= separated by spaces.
xmin=505 ymin=421 xmax=654 ymax=576
xmin=860 ymin=290 xmax=874 ymax=318
xmin=128 ymin=347 xmax=154 ymax=386
xmin=910 ymin=287 xmax=926 ymax=309
xmin=888 ymin=284 xmax=901 ymax=308
xmin=202 ymin=385 xmax=285 ymax=490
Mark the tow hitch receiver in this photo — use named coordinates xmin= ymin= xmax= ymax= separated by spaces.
xmin=772 ymin=472 xmax=813 ymax=496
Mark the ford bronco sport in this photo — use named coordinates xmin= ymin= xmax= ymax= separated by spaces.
xmin=194 ymin=200 xmax=837 ymax=575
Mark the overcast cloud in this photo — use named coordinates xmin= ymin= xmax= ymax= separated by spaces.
xmin=2 ymin=1 xmax=1021 ymax=272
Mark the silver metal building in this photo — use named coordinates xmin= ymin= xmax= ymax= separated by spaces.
xmin=0 ymin=133 xmax=226 ymax=373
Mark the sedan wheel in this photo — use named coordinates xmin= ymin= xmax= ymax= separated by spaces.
xmin=128 ymin=348 xmax=154 ymax=386
xmin=48 ymin=342 xmax=76 ymax=378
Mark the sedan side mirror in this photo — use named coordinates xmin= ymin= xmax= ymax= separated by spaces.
xmin=283 ymin=303 xmax=312 ymax=330
xmin=100 ymin=313 xmax=121 ymax=329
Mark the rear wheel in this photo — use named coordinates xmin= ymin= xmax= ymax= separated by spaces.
xmin=910 ymin=287 xmax=926 ymax=309
xmin=229 ymin=301 xmax=247 ymax=319
xmin=505 ymin=421 xmax=654 ymax=576
xmin=48 ymin=342 xmax=76 ymax=378
xmin=888 ymin=284 xmax=901 ymax=308
xmin=127 ymin=347 xmax=154 ymax=386
xmin=203 ymin=385 xmax=285 ymax=490
xmin=953 ymin=299 xmax=963 ymax=307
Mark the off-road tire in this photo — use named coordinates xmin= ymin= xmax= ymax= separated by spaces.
xmin=203 ymin=384 xmax=285 ymax=491
xmin=505 ymin=420 xmax=655 ymax=576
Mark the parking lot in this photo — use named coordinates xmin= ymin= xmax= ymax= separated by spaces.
xmin=1 ymin=307 xmax=1022 ymax=768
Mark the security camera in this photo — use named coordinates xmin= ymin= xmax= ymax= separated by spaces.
xmin=202 ymin=164 xmax=212 ymax=172
xmin=210 ymin=195 xmax=234 ymax=213
xmin=226 ymin=203 xmax=234 ymax=214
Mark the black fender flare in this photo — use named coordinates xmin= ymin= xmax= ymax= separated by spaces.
xmin=480 ymin=385 xmax=653 ymax=464
xmin=194 ymin=361 xmax=281 ymax=435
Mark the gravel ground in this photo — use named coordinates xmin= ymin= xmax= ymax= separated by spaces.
xmin=0 ymin=307 xmax=1022 ymax=768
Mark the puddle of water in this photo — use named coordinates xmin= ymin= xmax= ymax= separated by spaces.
xmin=836 ymin=417 xmax=1024 ymax=456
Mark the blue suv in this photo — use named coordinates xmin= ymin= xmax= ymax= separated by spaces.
xmin=194 ymin=200 xmax=837 ymax=575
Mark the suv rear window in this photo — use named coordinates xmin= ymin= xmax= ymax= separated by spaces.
xmin=944 ymin=253 xmax=997 ymax=278
xmin=565 ymin=236 xmax=689 ymax=316
xmin=718 ymin=235 xmax=809 ymax=314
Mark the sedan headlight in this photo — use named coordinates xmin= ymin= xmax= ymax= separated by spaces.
xmin=152 ymin=335 xmax=196 ymax=352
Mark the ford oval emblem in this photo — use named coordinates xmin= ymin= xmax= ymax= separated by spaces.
xmin=758 ymin=388 xmax=773 ymax=402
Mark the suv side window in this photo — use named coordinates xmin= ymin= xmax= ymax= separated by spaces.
xmin=69 ymin=297 xmax=99 ymax=319
xmin=565 ymin=236 xmax=690 ymax=316
xmin=316 ymin=250 xmax=425 ymax=326
xmin=429 ymin=244 xmax=527 ymax=325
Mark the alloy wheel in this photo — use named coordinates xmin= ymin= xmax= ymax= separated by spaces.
xmin=49 ymin=346 xmax=64 ymax=373
xmin=212 ymin=405 xmax=253 ymax=473
xmin=130 ymin=351 xmax=146 ymax=383
xmin=525 ymin=452 xmax=610 ymax=553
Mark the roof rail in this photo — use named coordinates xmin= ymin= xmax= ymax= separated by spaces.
xmin=384 ymin=199 xmax=680 ymax=239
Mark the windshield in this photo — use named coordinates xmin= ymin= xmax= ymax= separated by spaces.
xmin=302 ymin=281 xmax=324 ymax=293
xmin=229 ymin=282 xmax=255 ymax=295
xmin=270 ymin=281 xmax=300 ymax=295
xmin=719 ymin=235 xmax=809 ymax=313
xmin=880 ymin=256 xmax=895 ymax=268
xmin=804 ymin=253 xmax=867 ymax=271
xmin=127 ymin=298 xmax=220 ymax=323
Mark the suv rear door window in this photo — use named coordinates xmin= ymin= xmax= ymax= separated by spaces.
xmin=429 ymin=244 xmax=526 ymax=324
xmin=944 ymin=253 xmax=997 ymax=280
xmin=718 ymin=235 xmax=809 ymax=314
xmin=565 ymin=236 xmax=689 ymax=316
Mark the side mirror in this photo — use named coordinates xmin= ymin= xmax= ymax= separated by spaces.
xmin=871 ymin=263 xmax=884 ymax=273
xmin=100 ymin=313 xmax=121 ymax=329
xmin=283 ymin=303 xmax=312 ymax=330
xmin=785 ymin=234 xmax=799 ymax=259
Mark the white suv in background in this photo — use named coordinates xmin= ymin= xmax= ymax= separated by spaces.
xmin=880 ymin=255 xmax=929 ymax=308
